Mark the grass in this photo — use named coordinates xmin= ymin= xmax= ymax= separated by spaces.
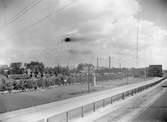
xmin=0 ymin=77 xmax=151 ymax=114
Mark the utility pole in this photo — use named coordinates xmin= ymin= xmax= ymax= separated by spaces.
xmin=93 ymin=57 xmax=99 ymax=87
xmin=120 ymin=64 xmax=123 ymax=79
xmin=3 ymin=2 xmax=7 ymax=26
xmin=109 ymin=56 xmax=111 ymax=69
xmin=93 ymin=71 xmax=96 ymax=86
xmin=145 ymin=67 xmax=147 ymax=80
xmin=126 ymin=68 xmax=129 ymax=85
xmin=97 ymin=56 xmax=99 ymax=71
xmin=94 ymin=57 xmax=99 ymax=87
xmin=136 ymin=25 xmax=139 ymax=68
xmin=58 ymin=64 xmax=60 ymax=74
xmin=87 ymin=65 xmax=90 ymax=93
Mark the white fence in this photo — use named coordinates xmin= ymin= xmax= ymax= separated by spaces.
xmin=0 ymin=77 xmax=165 ymax=122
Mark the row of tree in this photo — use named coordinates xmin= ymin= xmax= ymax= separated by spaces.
xmin=8 ymin=61 xmax=45 ymax=75
xmin=6 ymin=61 xmax=141 ymax=76
xmin=0 ymin=75 xmax=75 ymax=92
xmin=3 ymin=61 xmax=72 ymax=78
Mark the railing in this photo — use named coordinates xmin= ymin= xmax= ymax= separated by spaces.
xmin=0 ymin=77 xmax=166 ymax=122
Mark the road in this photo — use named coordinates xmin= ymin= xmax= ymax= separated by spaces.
xmin=94 ymin=78 xmax=167 ymax=122
xmin=0 ymin=78 xmax=160 ymax=122
xmin=131 ymin=82 xmax=167 ymax=122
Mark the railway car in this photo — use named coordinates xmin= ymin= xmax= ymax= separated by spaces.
xmin=148 ymin=65 xmax=163 ymax=77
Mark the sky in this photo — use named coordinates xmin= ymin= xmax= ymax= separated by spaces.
xmin=0 ymin=0 xmax=167 ymax=68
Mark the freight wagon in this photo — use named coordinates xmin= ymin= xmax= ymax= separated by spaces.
xmin=148 ymin=65 xmax=163 ymax=77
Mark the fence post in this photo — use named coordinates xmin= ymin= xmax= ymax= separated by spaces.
xmin=122 ymin=93 xmax=125 ymax=100
xmin=66 ymin=112 xmax=68 ymax=122
xmin=81 ymin=106 xmax=84 ymax=117
xmin=111 ymin=97 xmax=113 ymax=104
xmin=103 ymin=99 xmax=105 ymax=107
xmin=44 ymin=118 xmax=48 ymax=122
xmin=93 ymin=102 xmax=96 ymax=112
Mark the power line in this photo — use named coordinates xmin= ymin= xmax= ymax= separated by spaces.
xmin=109 ymin=56 xmax=111 ymax=69
xmin=136 ymin=25 xmax=139 ymax=67
xmin=0 ymin=0 xmax=44 ymax=30
xmin=8 ymin=0 xmax=43 ymax=24
xmin=6 ymin=1 xmax=77 ymax=40
xmin=97 ymin=56 xmax=99 ymax=71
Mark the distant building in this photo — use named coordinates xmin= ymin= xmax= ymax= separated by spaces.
xmin=0 ymin=65 xmax=8 ymax=70
xmin=80 ymin=65 xmax=94 ymax=74
xmin=148 ymin=65 xmax=163 ymax=77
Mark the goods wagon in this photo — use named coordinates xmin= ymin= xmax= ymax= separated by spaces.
xmin=148 ymin=65 xmax=162 ymax=77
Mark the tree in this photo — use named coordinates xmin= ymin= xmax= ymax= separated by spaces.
xmin=0 ymin=79 xmax=6 ymax=91
xmin=77 ymin=63 xmax=84 ymax=71
xmin=10 ymin=62 xmax=22 ymax=74
xmin=25 ymin=61 xmax=45 ymax=76
xmin=77 ymin=63 xmax=94 ymax=72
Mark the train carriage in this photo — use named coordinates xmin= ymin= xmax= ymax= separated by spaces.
xmin=148 ymin=65 xmax=163 ymax=77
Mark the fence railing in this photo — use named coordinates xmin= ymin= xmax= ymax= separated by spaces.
xmin=0 ymin=77 xmax=166 ymax=122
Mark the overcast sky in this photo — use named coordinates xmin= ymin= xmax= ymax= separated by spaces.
xmin=0 ymin=0 xmax=167 ymax=68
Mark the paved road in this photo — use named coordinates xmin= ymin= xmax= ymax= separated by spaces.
xmin=93 ymin=78 xmax=167 ymax=122
xmin=131 ymin=82 xmax=167 ymax=122
xmin=0 ymin=78 xmax=160 ymax=122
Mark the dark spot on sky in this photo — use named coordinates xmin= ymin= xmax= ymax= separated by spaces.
xmin=64 ymin=37 xmax=71 ymax=42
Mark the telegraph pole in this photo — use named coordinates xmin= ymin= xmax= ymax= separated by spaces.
xmin=126 ymin=68 xmax=129 ymax=85
xmin=97 ymin=56 xmax=99 ymax=71
xmin=120 ymin=64 xmax=123 ymax=79
xmin=109 ymin=56 xmax=111 ymax=70
xmin=136 ymin=25 xmax=139 ymax=68
xmin=120 ymin=64 xmax=122 ymax=71
xmin=145 ymin=67 xmax=147 ymax=80
xmin=87 ymin=65 xmax=90 ymax=92
xmin=58 ymin=64 xmax=60 ymax=73
xmin=94 ymin=57 xmax=99 ymax=87
xmin=93 ymin=71 xmax=96 ymax=86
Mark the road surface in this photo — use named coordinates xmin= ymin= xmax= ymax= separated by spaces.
xmin=94 ymin=78 xmax=167 ymax=122
xmin=130 ymin=82 xmax=167 ymax=122
xmin=0 ymin=78 xmax=161 ymax=122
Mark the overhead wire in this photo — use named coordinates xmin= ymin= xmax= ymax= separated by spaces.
xmin=6 ymin=1 xmax=77 ymax=40
xmin=0 ymin=0 xmax=44 ymax=31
